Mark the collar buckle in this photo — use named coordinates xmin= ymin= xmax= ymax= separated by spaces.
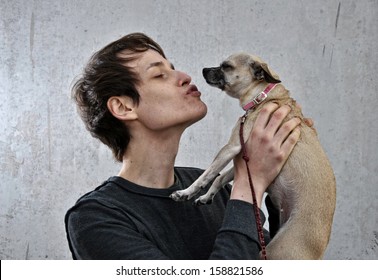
xmin=253 ymin=91 xmax=268 ymax=105
xmin=242 ymin=83 xmax=277 ymax=111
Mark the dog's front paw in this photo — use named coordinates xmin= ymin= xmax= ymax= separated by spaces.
xmin=170 ymin=190 xmax=191 ymax=201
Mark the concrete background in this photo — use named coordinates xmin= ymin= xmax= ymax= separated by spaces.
xmin=0 ymin=0 xmax=377 ymax=259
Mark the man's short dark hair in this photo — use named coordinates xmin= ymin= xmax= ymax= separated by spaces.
xmin=72 ymin=33 xmax=166 ymax=161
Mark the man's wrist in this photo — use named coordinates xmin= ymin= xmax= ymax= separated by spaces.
xmin=231 ymin=179 xmax=264 ymax=207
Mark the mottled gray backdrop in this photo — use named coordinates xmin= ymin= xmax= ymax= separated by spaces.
xmin=1 ymin=0 xmax=377 ymax=259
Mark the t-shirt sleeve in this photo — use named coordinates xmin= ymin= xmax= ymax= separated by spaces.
xmin=209 ymin=199 xmax=271 ymax=259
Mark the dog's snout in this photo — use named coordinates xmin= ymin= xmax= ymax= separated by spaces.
xmin=202 ymin=68 xmax=211 ymax=77
xmin=202 ymin=67 xmax=221 ymax=79
xmin=202 ymin=66 xmax=225 ymax=90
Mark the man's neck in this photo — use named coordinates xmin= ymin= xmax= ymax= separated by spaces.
xmin=117 ymin=128 xmax=183 ymax=189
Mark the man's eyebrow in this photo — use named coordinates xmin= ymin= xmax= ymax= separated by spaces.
xmin=146 ymin=61 xmax=175 ymax=71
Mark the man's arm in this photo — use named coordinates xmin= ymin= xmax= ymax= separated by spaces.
xmin=231 ymin=103 xmax=301 ymax=207
xmin=209 ymin=199 xmax=271 ymax=259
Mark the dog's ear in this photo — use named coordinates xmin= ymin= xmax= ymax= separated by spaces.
xmin=250 ymin=57 xmax=281 ymax=84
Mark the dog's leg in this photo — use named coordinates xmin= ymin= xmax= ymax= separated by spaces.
xmin=170 ymin=143 xmax=241 ymax=201
xmin=194 ymin=167 xmax=234 ymax=205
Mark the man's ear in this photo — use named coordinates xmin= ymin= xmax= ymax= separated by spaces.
xmin=107 ymin=96 xmax=138 ymax=121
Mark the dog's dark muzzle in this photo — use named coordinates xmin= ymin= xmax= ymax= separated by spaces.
xmin=202 ymin=67 xmax=225 ymax=90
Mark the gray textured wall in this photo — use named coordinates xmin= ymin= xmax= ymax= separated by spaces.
xmin=1 ymin=0 xmax=377 ymax=260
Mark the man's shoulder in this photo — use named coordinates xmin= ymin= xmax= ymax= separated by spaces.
xmin=66 ymin=178 xmax=127 ymax=215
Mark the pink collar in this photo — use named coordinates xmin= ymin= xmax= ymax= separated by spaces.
xmin=242 ymin=83 xmax=277 ymax=111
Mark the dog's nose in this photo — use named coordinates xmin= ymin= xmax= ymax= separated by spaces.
xmin=202 ymin=67 xmax=222 ymax=79
xmin=202 ymin=68 xmax=210 ymax=78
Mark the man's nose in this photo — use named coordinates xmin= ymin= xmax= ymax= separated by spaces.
xmin=176 ymin=71 xmax=191 ymax=87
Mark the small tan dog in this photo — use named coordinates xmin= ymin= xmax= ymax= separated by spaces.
xmin=170 ymin=52 xmax=336 ymax=259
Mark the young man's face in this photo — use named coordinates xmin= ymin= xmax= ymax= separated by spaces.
xmin=126 ymin=49 xmax=207 ymax=132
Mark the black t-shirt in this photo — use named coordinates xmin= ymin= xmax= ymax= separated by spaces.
xmin=65 ymin=167 xmax=271 ymax=259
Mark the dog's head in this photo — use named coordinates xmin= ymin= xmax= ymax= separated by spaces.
xmin=203 ymin=52 xmax=281 ymax=99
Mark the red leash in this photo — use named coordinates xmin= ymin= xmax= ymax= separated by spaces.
xmin=239 ymin=114 xmax=268 ymax=260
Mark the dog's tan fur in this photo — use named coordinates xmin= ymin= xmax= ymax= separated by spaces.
xmin=170 ymin=53 xmax=336 ymax=259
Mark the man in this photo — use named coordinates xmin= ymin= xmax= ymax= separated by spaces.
xmin=65 ymin=33 xmax=301 ymax=259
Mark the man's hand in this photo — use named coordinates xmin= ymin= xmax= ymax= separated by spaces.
xmin=231 ymin=103 xmax=301 ymax=207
